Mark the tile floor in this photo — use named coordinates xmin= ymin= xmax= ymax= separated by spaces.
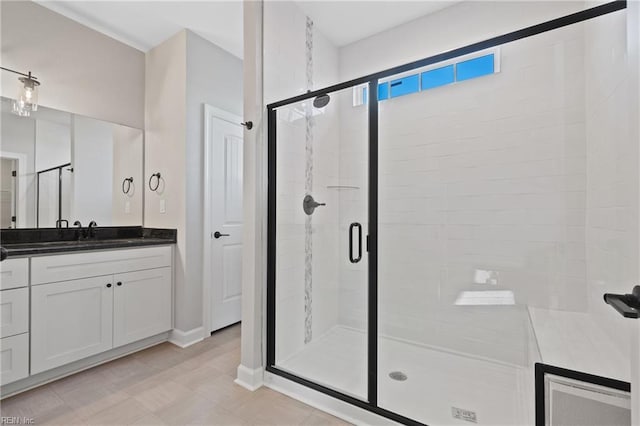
xmin=0 ymin=324 xmax=350 ymax=425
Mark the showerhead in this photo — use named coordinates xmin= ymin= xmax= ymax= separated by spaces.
xmin=313 ymin=94 xmax=330 ymax=108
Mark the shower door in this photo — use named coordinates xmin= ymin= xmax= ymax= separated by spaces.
xmin=267 ymin=84 xmax=372 ymax=401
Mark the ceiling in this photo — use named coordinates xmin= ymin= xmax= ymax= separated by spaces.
xmin=36 ymin=1 xmax=458 ymax=59
xmin=296 ymin=1 xmax=458 ymax=47
xmin=35 ymin=1 xmax=244 ymax=57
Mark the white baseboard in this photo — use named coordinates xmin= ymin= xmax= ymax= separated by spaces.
xmin=169 ymin=327 xmax=205 ymax=348
xmin=235 ymin=365 xmax=264 ymax=391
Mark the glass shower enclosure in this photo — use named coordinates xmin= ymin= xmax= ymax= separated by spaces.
xmin=37 ymin=162 xmax=72 ymax=228
xmin=266 ymin=2 xmax=635 ymax=425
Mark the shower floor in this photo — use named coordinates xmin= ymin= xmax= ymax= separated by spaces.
xmin=279 ymin=327 xmax=534 ymax=425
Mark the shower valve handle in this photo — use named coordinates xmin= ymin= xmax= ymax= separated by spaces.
xmin=303 ymin=195 xmax=326 ymax=215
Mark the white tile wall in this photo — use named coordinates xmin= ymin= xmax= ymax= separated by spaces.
xmin=369 ymin=20 xmax=589 ymax=364
xmin=266 ymin=1 xmax=345 ymax=363
xmin=584 ymin=9 xmax=636 ymax=382
xmin=266 ymin=0 xmax=635 ymax=406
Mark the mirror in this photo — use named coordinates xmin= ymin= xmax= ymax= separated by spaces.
xmin=0 ymin=97 xmax=144 ymax=228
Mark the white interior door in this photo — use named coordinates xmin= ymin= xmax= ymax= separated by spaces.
xmin=205 ymin=106 xmax=243 ymax=332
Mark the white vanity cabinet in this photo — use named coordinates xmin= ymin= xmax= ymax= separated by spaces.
xmin=31 ymin=276 xmax=114 ymax=374
xmin=29 ymin=246 xmax=173 ymax=375
xmin=113 ymin=268 xmax=172 ymax=347
xmin=0 ymin=259 xmax=30 ymax=385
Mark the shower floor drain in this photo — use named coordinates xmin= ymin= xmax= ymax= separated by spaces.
xmin=389 ymin=371 xmax=408 ymax=381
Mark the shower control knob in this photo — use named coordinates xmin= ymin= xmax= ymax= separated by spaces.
xmin=303 ymin=195 xmax=326 ymax=215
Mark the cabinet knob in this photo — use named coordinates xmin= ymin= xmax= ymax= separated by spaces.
xmin=106 ymin=283 xmax=112 ymax=288
xmin=117 ymin=282 xmax=122 ymax=286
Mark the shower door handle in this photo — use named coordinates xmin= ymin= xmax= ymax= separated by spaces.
xmin=349 ymin=222 xmax=362 ymax=264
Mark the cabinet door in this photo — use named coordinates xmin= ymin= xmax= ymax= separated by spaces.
xmin=113 ymin=268 xmax=172 ymax=348
xmin=0 ymin=288 xmax=29 ymax=338
xmin=0 ymin=258 xmax=29 ymax=290
xmin=0 ymin=333 xmax=29 ymax=385
xmin=31 ymin=276 xmax=114 ymax=374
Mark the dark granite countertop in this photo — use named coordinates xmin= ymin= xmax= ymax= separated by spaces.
xmin=0 ymin=227 xmax=176 ymax=258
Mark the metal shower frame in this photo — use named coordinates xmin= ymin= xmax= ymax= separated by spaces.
xmin=265 ymin=2 xmax=628 ymax=424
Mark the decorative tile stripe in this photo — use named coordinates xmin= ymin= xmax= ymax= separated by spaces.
xmin=304 ymin=16 xmax=314 ymax=344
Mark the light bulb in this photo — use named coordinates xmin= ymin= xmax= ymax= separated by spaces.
xmin=15 ymin=74 xmax=39 ymax=115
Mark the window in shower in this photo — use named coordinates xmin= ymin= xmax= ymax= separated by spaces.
xmin=421 ymin=65 xmax=455 ymax=90
xmin=389 ymin=74 xmax=420 ymax=98
xmin=455 ymin=53 xmax=495 ymax=81
xmin=353 ymin=50 xmax=499 ymax=106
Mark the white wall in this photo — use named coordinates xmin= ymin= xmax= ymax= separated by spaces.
xmin=264 ymin=0 xmax=343 ymax=363
xmin=35 ymin=120 xmax=70 ymax=172
xmin=72 ymin=116 xmax=114 ymax=225
xmin=111 ymin=125 xmax=144 ymax=226
xmin=627 ymin=1 xmax=640 ymax=422
xmin=145 ymin=29 xmax=243 ymax=334
xmin=584 ymin=7 xmax=637 ymax=380
xmin=1 ymin=1 xmax=145 ymax=228
xmin=1 ymin=105 xmax=36 ymax=227
xmin=339 ymin=1 xmax=587 ymax=81
xmin=185 ymin=30 xmax=243 ymax=333
xmin=35 ymin=116 xmax=71 ymax=227
xmin=373 ymin=25 xmax=587 ymax=365
xmin=0 ymin=1 xmax=145 ymax=128
xmin=145 ymin=30 xmax=188 ymax=330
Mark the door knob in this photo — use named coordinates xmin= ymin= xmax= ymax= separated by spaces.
xmin=213 ymin=231 xmax=230 ymax=239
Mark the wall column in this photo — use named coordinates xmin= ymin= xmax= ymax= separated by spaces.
xmin=630 ymin=0 xmax=640 ymax=422
xmin=236 ymin=0 xmax=265 ymax=391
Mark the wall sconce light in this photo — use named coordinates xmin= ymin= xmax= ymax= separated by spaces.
xmin=1 ymin=67 xmax=41 ymax=117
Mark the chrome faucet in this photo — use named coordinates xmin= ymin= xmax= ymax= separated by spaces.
xmin=88 ymin=221 xmax=98 ymax=238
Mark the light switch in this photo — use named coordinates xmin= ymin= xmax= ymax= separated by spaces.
xmin=125 ymin=201 xmax=131 ymax=214
xmin=159 ymin=199 xmax=166 ymax=214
